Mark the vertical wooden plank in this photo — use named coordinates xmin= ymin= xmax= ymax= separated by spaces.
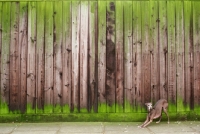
xmin=36 ymin=2 xmax=45 ymax=113
xmin=106 ymin=1 xmax=115 ymax=113
xmin=115 ymin=1 xmax=123 ymax=113
xmin=1 ymin=2 xmax=10 ymax=114
xmin=167 ymin=1 xmax=176 ymax=112
xmin=88 ymin=1 xmax=98 ymax=113
xmin=176 ymin=1 xmax=185 ymax=112
xmin=124 ymin=1 xmax=133 ymax=112
xmin=149 ymin=1 xmax=159 ymax=104
xmin=53 ymin=1 xmax=63 ymax=113
xmin=62 ymin=1 xmax=71 ymax=113
xmin=19 ymin=2 xmax=28 ymax=113
xmin=0 ymin=2 xmax=2 ymax=113
xmin=71 ymin=1 xmax=80 ymax=113
xmin=133 ymin=1 xmax=142 ymax=112
xmin=193 ymin=1 xmax=200 ymax=111
xmin=80 ymin=1 xmax=89 ymax=113
xmin=98 ymin=1 xmax=106 ymax=113
xmin=27 ymin=2 xmax=36 ymax=114
xmin=158 ymin=1 xmax=168 ymax=100
xmin=141 ymin=1 xmax=151 ymax=111
xmin=10 ymin=2 xmax=20 ymax=112
xmin=44 ymin=2 xmax=54 ymax=113
xmin=184 ymin=1 xmax=193 ymax=111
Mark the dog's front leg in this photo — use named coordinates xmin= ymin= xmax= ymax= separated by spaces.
xmin=142 ymin=119 xmax=153 ymax=127
xmin=138 ymin=114 xmax=149 ymax=128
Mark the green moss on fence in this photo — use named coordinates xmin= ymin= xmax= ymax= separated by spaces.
xmin=0 ymin=111 xmax=200 ymax=123
xmin=0 ymin=103 xmax=9 ymax=114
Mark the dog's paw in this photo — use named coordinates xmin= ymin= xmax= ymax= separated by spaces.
xmin=156 ymin=121 xmax=160 ymax=123
xmin=168 ymin=122 xmax=170 ymax=124
xmin=138 ymin=125 xmax=142 ymax=128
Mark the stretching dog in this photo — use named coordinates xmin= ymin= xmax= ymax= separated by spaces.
xmin=138 ymin=99 xmax=169 ymax=128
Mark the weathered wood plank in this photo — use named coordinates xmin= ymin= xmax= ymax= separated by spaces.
xmin=44 ymin=2 xmax=54 ymax=113
xmin=158 ymin=1 xmax=168 ymax=100
xmin=98 ymin=1 xmax=107 ymax=113
xmin=0 ymin=2 xmax=2 ymax=113
xmin=133 ymin=1 xmax=142 ymax=112
xmin=124 ymin=1 xmax=133 ymax=112
xmin=36 ymin=2 xmax=45 ymax=113
xmin=141 ymin=1 xmax=151 ymax=111
xmin=62 ymin=1 xmax=71 ymax=113
xmin=184 ymin=1 xmax=193 ymax=111
xmin=19 ymin=2 xmax=28 ymax=113
xmin=53 ymin=1 xmax=63 ymax=113
xmin=27 ymin=2 xmax=36 ymax=114
xmin=115 ymin=1 xmax=123 ymax=113
xmin=80 ymin=1 xmax=89 ymax=113
xmin=88 ymin=1 xmax=98 ymax=113
xmin=106 ymin=1 xmax=115 ymax=113
xmin=167 ymin=1 xmax=176 ymax=112
xmin=176 ymin=1 xmax=185 ymax=112
xmin=71 ymin=1 xmax=80 ymax=113
xmin=193 ymin=1 xmax=200 ymax=111
xmin=1 ymin=2 xmax=10 ymax=114
xmin=149 ymin=1 xmax=159 ymax=104
xmin=10 ymin=2 xmax=20 ymax=112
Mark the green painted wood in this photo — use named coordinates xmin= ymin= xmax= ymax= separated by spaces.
xmin=176 ymin=1 xmax=185 ymax=112
xmin=44 ymin=1 xmax=54 ymax=113
xmin=106 ymin=1 xmax=116 ymax=113
xmin=193 ymin=1 xmax=200 ymax=111
xmin=124 ymin=1 xmax=133 ymax=113
xmin=36 ymin=1 xmax=45 ymax=113
xmin=184 ymin=0 xmax=193 ymax=111
xmin=97 ymin=1 xmax=107 ymax=113
xmin=10 ymin=1 xmax=20 ymax=112
xmin=1 ymin=2 xmax=11 ymax=114
xmin=62 ymin=1 xmax=71 ymax=113
xmin=167 ymin=1 xmax=177 ymax=112
xmin=19 ymin=2 xmax=28 ymax=114
xmin=149 ymin=0 xmax=159 ymax=104
xmin=115 ymin=1 xmax=123 ymax=113
xmin=133 ymin=1 xmax=142 ymax=112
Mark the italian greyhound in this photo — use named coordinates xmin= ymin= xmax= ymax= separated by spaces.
xmin=138 ymin=99 xmax=169 ymax=128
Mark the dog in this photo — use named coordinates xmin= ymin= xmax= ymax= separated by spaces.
xmin=138 ymin=99 xmax=169 ymax=128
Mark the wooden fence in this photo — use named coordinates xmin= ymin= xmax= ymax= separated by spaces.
xmin=0 ymin=0 xmax=200 ymax=114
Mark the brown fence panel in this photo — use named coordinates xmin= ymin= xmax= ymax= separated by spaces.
xmin=19 ymin=2 xmax=28 ymax=114
xmin=1 ymin=2 xmax=10 ymax=114
xmin=44 ymin=2 xmax=54 ymax=113
xmin=0 ymin=1 xmax=200 ymax=114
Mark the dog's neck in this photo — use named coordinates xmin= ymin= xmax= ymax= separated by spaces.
xmin=148 ymin=107 xmax=154 ymax=113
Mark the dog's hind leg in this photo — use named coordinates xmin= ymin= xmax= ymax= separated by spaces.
xmin=163 ymin=104 xmax=169 ymax=124
xmin=156 ymin=113 xmax=162 ymax=123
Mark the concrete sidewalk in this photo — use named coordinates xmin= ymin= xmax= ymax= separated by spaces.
xmin=0 ymin=121 xmax=199 ymax=134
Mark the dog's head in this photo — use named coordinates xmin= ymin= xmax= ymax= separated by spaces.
xmin=145 ymin=102 xmax=153 ymax=112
